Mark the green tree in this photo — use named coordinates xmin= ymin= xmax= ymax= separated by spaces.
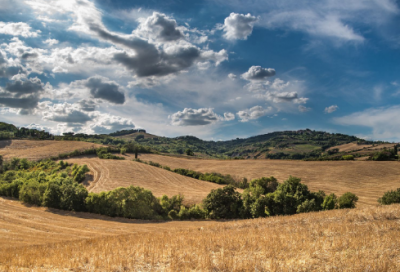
xmin=185 ymin=148 xmax=194 ymax=156
xmin=321 ymin=193 xmax=338 ymax=210
xmin=378 ymin=188 xmax=400 ymax=205
xmin=203 ymin=185 xmax=242 ymax=219
xmin=338 ymin=192 xmax=358 ymax=209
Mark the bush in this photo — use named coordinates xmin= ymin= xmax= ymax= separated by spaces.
xmin=185 ymin=148 xmax=194 ymax=156
xmin=378 ymin=189 xmax=400 ymax=205
xmin=342 ymin=155 xmax=354 ymax=160
xmin=337 ymin=192 xmax=358 ymax=209
xmin=148 ymin=161 xmax=161 ymax=168
xmin=120 ymin=147 xmax=127 ymax=155
xmin=321 ymin=193 xmax=338 ymax=210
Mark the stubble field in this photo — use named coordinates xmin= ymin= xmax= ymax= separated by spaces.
xmin=0 ymin=140 xmax=104 ymax=160
xmin=1 ymin=197 xmax=400 ymax=271
xmin=65 ymin=157 xmax=224 ymax=205
xmin=138 ymin=154 xmax=400 ymax=206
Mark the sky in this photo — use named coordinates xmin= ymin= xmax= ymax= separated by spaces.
xmin=0 ymin=0 xmax=400 ymax=141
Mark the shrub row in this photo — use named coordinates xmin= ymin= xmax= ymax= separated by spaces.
xmin=135 ymin=159 xmax=249 ymax=189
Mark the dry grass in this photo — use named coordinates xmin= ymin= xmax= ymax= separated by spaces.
xmin=1 ymin=196 xmax=400 ymax=271
xmin=65 ymin=157 xmax=224 ymax=205
xmin=138 ymin=154 xmax=400 ymax=206
xmin=0 ymin=140 xmax=104 ymax=161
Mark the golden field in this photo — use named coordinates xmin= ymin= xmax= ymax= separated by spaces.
xmin=65 ymin=157 xmax=224 ymax=205
xmin=0 ymin=140 xmax=104 ymax=161
xmin=1 ymin=197 xmax=400 ymax=271
xmin=138 ymin=154 xmax=400 ymax=206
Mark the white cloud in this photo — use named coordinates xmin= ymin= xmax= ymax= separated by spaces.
xmin=241 ymin=66 xmax=275 ymax=81
xmin=333 ymin=106 xmax=400 ymax=140
xmin=218 ymin=0 xmax=399 ymax=43
xmin=169 ymin=108 xmax=223 ymax=126
xmin=224 ymin=112 xmax=235 ymax=121
xmin=298 ymin=105 xmax=311 ymax=112
xmin=228 ymin=73 xmax=237 ymax=80
xmin=43 ymin=39 xmax=59 ymax=46
xmin=0 ymin=22 xmax=41 ymax=37
xmin=222 ymin=13 xmax=258 ymax=40
xmin=247 ymin=78 xmax=309 ymax=105
xmin=237 ymin=105 xmax=273 ymax=122
xmin=324 ymin=105 xmax=338 ymax=113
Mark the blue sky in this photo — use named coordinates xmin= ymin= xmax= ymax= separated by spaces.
xmin=0 ymin=0 xmax=400 ymax=141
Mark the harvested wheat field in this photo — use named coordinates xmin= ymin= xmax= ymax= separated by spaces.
xmin=328 ymin=142 xmax=395 ymax=153
xmin=1 ymin=196 xmax=400 ymax=271
xmin=65 ymin=157 xmax=224 ymax=205
xmin=0 ymin=197 xmax=214 ymax=249
xmin=0 ymin=140 xmax=104 ymax=161
xmin=139 ymin=154 xmax=400 ymax=206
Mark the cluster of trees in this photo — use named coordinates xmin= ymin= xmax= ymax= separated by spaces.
xmin=0 ymin=122 xmax=53 ymax=140
xmin=96 ymin=148 xmax=125 ymax=160
xmin=371 ymin=147 xmax=398 ymax=161
xmin=265 ymin=150 xmax=322 ymax=160
xmin=203 ymin=177 xmax=359 ymax=219
xmin=0 ymin=160 xmax=90 ymax=211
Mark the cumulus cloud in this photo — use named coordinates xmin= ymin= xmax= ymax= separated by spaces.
xmin=224 ymin=112 xmax=235 ymax=121
xmin=169 ymin=108 xmax=223 ymax=126
xmin=241 ymin=66 xmax=276 ymax=81
xmin=5 ymin=76 xmax=44 ymax=96
xmin=134 ymin=12 xmax=184 ymax=42
xmin=222 ymin=13 xmax=258 ymax=40
xmin=0 ymin=52 xmax=23 ymax=78
xmin=0 ymin=76 xmax=47 ymax=110
xmin=246 ymin=78 xmax=309 ymax=105
xmin=228 ymin=73 xmax=237 ymax=80
xmin=39 ymin=101 xmax=135 ymax=134
xmin=237 ymin=105 xmax=273 ymax=122
xmin=89 ymin=113 xmax=135 ymax=134
xmin=78 ymin=99 xmax=96 ymax=111
xmin=0 ymin=22 xmax=41 ymax=37
xmin=43 ymin=39 xmax=59 ymax=46
xmin=84 ymin=76 xmax=125 ymax=104
xmin=325 ymin=105 xmax=338 ymax=113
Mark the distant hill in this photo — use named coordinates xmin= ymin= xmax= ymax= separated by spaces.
xmin=129 ymin=129 xmax=387 ymax=159
xmin=0 ymin=122 xmax=394 ymax=160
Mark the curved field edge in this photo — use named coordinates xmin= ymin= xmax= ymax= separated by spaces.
xmin=138 ymin=154 xmax=400 ymax=206
xmin=64 ymin=157 xmax=224 ymax=205
xmin=1 ymin=197 xmax=400 ymax=271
